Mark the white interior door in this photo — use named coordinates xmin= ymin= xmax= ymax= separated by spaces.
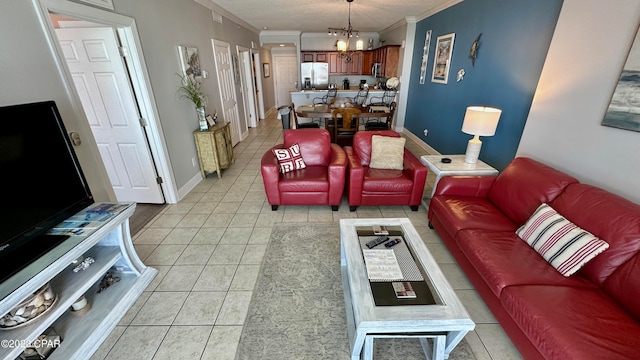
xmin=55 ymin=27 xmax=164 ymax=204
xmin=212 ymin=39 xmax=242 ymax=146
xmin=273 ymin=54 xmax=298 ymax=107
xmin=253 ymin=52 xmax=265 ymax=119
xmin=238 ymin=47 xmax=258 ymax=127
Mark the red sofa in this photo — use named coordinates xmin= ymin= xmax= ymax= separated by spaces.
xmin=261 ymin=128 xmax=347 ymax=211
xmin=343 ymin=130 xmax=427 ymax=211
xmin=428 ymin=157 xmax=640 ymax=359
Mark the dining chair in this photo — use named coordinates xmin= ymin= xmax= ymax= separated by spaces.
xmin=292 ymin=103 xmax=320 ymax=128
xmin=364 ymin=101 xmax=396 ymax=130
xmin=369 ymin=89 xmax=397 ymax=107
xmin=361 ymin=112 xmax=392 ymax=130
xmin=313 ymin=88 xmax=338 ymax=105
xmin=297 ymin=110 xmax=333 ymax=129
xmin=331 ymin=107 xmax=362 ymax=146
xmin=349 ymin=88 xmax=369 ymax=106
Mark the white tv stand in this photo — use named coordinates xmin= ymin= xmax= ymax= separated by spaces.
xmin=0 ymin=203 xmax=157 ymax=360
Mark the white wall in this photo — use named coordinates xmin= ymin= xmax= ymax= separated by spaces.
xmin=0 ymin=0 xmax=114 ymax=201
xmin=114 ymin=0 xmax=259 ymax=192
xmin=518 ymin=0 xmax=640 ymax=203
xmin=0 ymin=0 xmax=260 ymax=201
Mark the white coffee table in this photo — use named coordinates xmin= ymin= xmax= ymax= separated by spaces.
xmin=420 ymin=155 xmax=498 ymax=197
xmin=340 ymin=218 xmax=474 ymax=360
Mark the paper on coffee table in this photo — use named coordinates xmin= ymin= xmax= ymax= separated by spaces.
xmin=362 ymin=249 xmax=404 ymax=281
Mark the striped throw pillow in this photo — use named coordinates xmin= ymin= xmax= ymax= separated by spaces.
xmin=516 ymin=203 xmax=609 ymax=277
xmin=272 ymin=143 xmax=306 ymax=173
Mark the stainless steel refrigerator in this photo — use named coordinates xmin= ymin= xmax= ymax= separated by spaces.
xmin=300 ymin=62 xmax=329 ymax=90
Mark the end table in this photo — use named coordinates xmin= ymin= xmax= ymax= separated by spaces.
xmin=420 ymin=155 xmax=498 ymax=197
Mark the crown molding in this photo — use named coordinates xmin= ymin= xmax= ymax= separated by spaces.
xmin=260 ymin=30 xmax=302 ymax=36
xmin=193 ymin=0 xmax=260 ymax=34
xmin=417 ymin=0 xmax=463 ymax=22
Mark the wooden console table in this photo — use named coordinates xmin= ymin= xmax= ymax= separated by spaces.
xmin=193 ymin=122 xmax=234 ymax=178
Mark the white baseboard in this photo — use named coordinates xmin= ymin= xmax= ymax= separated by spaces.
xmin=401 ymin=128 xmax=440 ymax=155
xmin=178 ymin=172 xmax=203 ymax=201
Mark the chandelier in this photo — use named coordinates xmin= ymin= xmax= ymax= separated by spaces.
xmin=328 ymin=0 xmax=363 ymax=63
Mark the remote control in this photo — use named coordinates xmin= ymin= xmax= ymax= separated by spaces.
xmin=366 ymin=235 xmax=389 ymax=249
xmin=384 ymin=239 xmax=401 ymax=248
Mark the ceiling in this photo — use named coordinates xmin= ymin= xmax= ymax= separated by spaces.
xmin=198 ymin=0 xmax=459 ymax=33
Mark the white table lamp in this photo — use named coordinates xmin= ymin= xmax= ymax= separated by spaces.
xmin=461 ymin=106 xmax=502 ymax=164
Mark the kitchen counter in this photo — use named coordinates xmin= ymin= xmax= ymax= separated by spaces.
xmin=292 ymin=87 xmax=384 ymax=93
xmin=291 ymin=88 xmax=386 ymax=106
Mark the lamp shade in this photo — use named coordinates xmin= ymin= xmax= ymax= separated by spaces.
xmin=461 ymin=106 xmax=502 ymax=136
xmin=337 ymin=40 xmax=347 ymax=52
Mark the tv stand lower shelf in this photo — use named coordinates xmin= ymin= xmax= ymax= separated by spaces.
xmin=0 ymin=203 xmax=157 ymax=360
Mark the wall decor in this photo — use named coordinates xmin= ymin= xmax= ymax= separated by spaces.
xmin=232 ymin=54 xmax=240 ymax=84
xmin=602 ymin=28 xmax=640 ymax=132
xmin=469 ymin=33 xmax=482 ymax=66
xmin=263 ymin=63 xmax=270 ymax=78
xmin=178 ymin=45 xmax=202 ymax=85
xmin=419 ymin=30 xmax=432 ymax=84
xmin=432 ymin=33 xmax=455 ymax=84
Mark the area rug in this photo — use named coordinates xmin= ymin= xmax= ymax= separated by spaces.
xmin=235 ymin=223 xmax=477 ymax=360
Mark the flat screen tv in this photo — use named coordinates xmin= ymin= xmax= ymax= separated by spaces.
xmin=0 ymin=101 xmax=94 ymax=284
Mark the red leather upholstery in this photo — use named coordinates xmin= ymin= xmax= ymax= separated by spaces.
xmin=501 ymin=285 xmax=640 ymax=360
xmin=344 ymin=130 xmax=427 ymax=211
xmin=427 ymin=157 xmax=640 ymax=359
xmin=550 ymin=183 xmax=640 ymax=287
xmin=261 ymin=128 xmax=346 ymax=210
xmin=456 ymin=229 xmax=595 ymax=298
xmin=487 ymin=157 xmax=578 ymax=225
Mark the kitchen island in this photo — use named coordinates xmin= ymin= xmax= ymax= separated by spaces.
xmin=291 ymin=88 xmax=386 ymax=107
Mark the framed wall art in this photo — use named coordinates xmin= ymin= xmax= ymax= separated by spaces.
xmin=432 ymin=33 xmax=455 ymax=84
xmin=178 ymin=45 xmax=202 ymax=84
xmin=263 ymin=63 xmax=270 ymax=78
xmin=602 ymin=28 xmax=640 ymax=132
xmin=419 ymin=30 xmax=432 ymax=84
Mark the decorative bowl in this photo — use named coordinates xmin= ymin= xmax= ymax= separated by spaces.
xmin=0 ymin=283 xmax=58 ymax=330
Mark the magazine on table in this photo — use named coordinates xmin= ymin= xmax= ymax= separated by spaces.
xmin=362 ymin=249 xmax=404 ymax=281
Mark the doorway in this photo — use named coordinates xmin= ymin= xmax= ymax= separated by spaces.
xmin=212 ymin=39 xmax=243 ymax=145
xmin=237 ymin=46 xmax=258 ymax=128
xmin=272 ymin=53 xmax=298 ymax=107
xmin=35 ymin=0 xmax=177 ymax=203
xmin=253 ymin=51 xmax=266 ymax=119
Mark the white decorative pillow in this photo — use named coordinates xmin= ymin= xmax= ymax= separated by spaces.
xmin=369 ymin=135 xmax=405 ymax=170
xmin=272 ymin=143 xmax=306 ymax=173
xmin=516 ymin=203 xmax=609 ymax=277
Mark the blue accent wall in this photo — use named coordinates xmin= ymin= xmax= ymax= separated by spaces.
xmin=405 ymin=0 xmax=563 ymax=170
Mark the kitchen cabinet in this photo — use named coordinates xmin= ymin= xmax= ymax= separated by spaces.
xmin=381 ymin=45 xmax=400 ymax=78
xmin=348 ymin=52 xmax=362 ymax=74
xmin=328 ymin=51 xmax=362 ymax=75
xmin=370 ymin=45 xmax=400 ymax=78
xmin=301 ymin=51 xmax=328 ymax=62
xmin=361 ymin=50 xmax=374 ymax=75
xmin=193 ymin=122 xmax=234 ymax=178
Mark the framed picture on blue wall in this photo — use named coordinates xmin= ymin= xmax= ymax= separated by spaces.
xmin=432 ymin=33 xmax=455 ymax=84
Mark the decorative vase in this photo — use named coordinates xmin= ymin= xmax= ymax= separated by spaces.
xmin=196 ymin=106 xmax=208 ymax=131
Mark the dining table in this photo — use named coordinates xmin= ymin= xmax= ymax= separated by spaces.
xmin=295 ymin=103 xmax=368 ymax=130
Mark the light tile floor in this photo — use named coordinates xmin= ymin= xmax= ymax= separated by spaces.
xmin=91 ymin=109 xmax=523 ymax=360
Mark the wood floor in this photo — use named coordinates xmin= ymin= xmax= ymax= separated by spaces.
xmin=129 ymin=203 xmax=165 ymax=236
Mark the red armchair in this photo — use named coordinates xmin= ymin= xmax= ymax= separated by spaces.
xmin=261 ymin=128 xmax=347 ymax=211
xmin=344 ymin=130 xmax=427 ymax=212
